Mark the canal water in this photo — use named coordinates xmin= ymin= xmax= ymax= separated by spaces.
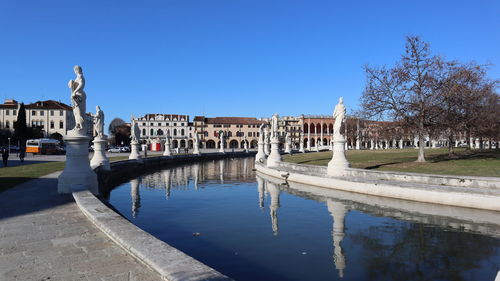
xmin=108 ymin=157 xmax=500 ymax=281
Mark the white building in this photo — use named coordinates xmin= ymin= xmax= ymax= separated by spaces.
xmin=133 ymin=114 xmax=193 ymax=148
xmin=0 ymin=99 xmax=92 ymax=138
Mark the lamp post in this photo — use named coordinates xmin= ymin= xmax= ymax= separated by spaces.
xmin=8 ymin=137 xmax=11 ymax=154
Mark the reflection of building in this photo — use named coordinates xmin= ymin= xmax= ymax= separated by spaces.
xmin=0 ymin=99 xmax=93 ymax=138
xmin=193 ymin=116 xmax=265 ymax=149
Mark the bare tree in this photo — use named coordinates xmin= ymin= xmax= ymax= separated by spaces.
xmin=361 ymin=36 xmax=446 ymax=162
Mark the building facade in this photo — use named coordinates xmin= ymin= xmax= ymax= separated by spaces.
xmin=133 ymin=114 xmax=193 ymax=148
xmin=193 ymin=116 xmax=265 ymax=149
xmin=0 ymin=99 xmax=92 ymax=138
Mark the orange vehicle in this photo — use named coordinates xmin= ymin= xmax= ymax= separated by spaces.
xmin=26 ymin=139 xmax=59 ymax=155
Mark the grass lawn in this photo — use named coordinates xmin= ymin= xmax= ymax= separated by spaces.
xmin=282 ymin=148 xmax=500 ymax=177
xmin=0 ymin=155 xmax=145 ymax=193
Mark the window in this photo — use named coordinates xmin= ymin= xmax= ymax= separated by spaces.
xmin=158 ymin=123 xmax=161 ymax=126
xmin=5 ymin=110 xmax=9 ymax=116
xmin=181 ymin=123 xmax=184 ymax=126
xmin=173 ymin=129 xmax=177 ymax=136
xmin=40 ymin=121 xmax=44 ymax=128
xmin=227 ymin=131 xmax=232 ymax=137
xmin=60 ymin=110 xmax=63 ymax=116
xmin=224 ymin=124 xmax=231 ymax=128
xmin=59 ymin=121 xmax=64 ymax=129
xmin=166 ymin=123 xmax=169 ymax=126
xmin=173 ymin=123 xmax=177 ymax=126
xmin=32 ymin=110 xmax=36 ymax=116
xmin=150 ymin=123 xmax=153 ymax=126
xmin=32 ymin=121 xmax=36 ymax=127
xmin=50 ymin=121 xmax=54 ymax=129
xmin=150 ymin=128 xmax=154 ymax=135
xmin=181 ymin=129 xmax=185 ymax=136
xmin=142 ymin=129 xmax=146 ymax=135
xmin=40 ymin=111 xmax=44 ymax=116
xmin=248 ymin=132 xmax=252 ymax=137
xmin=6 ymin=120 xmax=10 ymax=128
xmin=50 ymin=110 xmax=54 ymax=116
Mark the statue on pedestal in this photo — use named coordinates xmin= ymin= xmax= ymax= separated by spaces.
xmin=91 ymin=106 xmax=104 ymax=137
xmin=333 ymin=97 xmax=346 ymax=138
xmin=271 ymin=113 xmax=279 ymax=139
xmin=131 ymin=120 xmax=141 ymax=144
xmin=68 ymin=65 xmax=87 ymax=133
xmin=328 ymin=97 xmax=350 ymax=176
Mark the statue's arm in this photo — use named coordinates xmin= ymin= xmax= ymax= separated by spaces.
xmin=73 ymin=77 xmax=85 ymax=94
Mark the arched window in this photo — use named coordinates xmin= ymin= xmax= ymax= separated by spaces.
xmin=174 ymin=129 xmax=177 ymax=136
xmin=150 ymin=128 xmax=154 ymax=135
xmin=142 ymin=129 xmax=146 ymax=136
xmin=181 ymin=129 xmax=185 ymax=136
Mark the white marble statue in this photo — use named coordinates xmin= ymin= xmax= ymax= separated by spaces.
xmin=131 ymin=120 xmax=141 ymax=144
xmin=271 ymin=113 xmax=279 ymax=138
xmin=259 ymin=123 xmax=265 ymax=142
xmin=91 ymin=106 xmax=104 ymax=137
xmin=243 ymin=135 xmax=249 ymax=152
xmin=333 ymin=97 xmax=346 ymax=138
xmin=68 ymin=65 xmax=87 ymax=133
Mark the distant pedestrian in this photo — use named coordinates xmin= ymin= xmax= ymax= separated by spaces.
xmin=19 ymin=149 xmax=25 ymax=163
xmin=2 ymin=148 xmax=9 ymax=167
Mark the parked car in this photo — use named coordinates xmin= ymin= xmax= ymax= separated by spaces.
xmin=107 ymin=147 xmax=121 ymax=153
xmin=120 ymin=146 xmax=130 ymax=152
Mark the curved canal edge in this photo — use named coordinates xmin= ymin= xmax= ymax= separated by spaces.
xmin=74 ymin=153 xmax=254 ymax=281
xmin=255 ymin=161 xmax=500 ymax=212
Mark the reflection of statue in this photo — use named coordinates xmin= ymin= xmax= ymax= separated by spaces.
xmin=271 ymin=114 xmax=279 ymax=138
xmin=267 ymin=182 xmax=280 ymax=235
xmin=91 ymin=106 xmax=104 ymax=137
xmin=131 ymin=179 xmax=141 ymax=218
xmin=68 ymin=65 xmax=86 ymax=132
xmin=327 ymin=200 xmax=347 ymax=278
xmin=131 ymin=120 xmax=141 ymax=143
xmin=333 ymin=97 xmax=346 ymax=137
xmin=219 ymin=131 xmax=225 ymax=153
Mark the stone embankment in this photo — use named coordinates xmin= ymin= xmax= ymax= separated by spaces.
xmin=256 ymin=161 xmax=500 ymax=211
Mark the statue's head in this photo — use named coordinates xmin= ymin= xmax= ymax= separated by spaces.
xmin=74 ymin=65 xmax=83 ymax=75
xmin=96 ymin=105 xmax=100 ymax=111
xmin=339 ymin=97 xmax=344 ymax=104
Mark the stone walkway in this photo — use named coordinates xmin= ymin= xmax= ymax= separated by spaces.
xmin=0 ymin=172 xmax=162 ymax=281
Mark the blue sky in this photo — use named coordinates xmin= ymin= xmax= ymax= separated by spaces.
xmin=0 ymin=0 xmax=498 ymax=124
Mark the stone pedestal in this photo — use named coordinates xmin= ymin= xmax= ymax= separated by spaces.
xmin=129 ymin=141 xmax=142 ymax=160
xmin=256 ymin=140 xmax=266 ymax=162
xmin=58 ymin=135 xmax=98 ymax=195
xmin=90 ymin=136 xmax=110 ymax=170
xmin=267 ymin=138 xmax=282 ymax=167
xmin=327 ymin=136 xmax=350 ymax=177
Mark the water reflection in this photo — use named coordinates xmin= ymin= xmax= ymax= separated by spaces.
xmin=327 ymin=200 xmax=346 ymax=278
xmin=267 ymin=182 xmax=281 ymax=236
xmin=130 ymin=179 xmax=140 ymax=218
xmin=257 ymin=172 xmax=500 ymax=280
xmin=110 ymin=158 xmax=500 ymax=281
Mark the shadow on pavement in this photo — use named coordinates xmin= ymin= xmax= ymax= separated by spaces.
xmin=0 ymin=173 xmax=73 ymax=220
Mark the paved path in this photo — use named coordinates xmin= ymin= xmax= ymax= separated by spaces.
xmin=0 ymin=172 xmax=162 ymax=281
